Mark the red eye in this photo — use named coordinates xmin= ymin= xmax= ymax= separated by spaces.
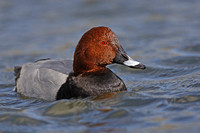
xmin=102 ymin=41 xmax=107 ymax=45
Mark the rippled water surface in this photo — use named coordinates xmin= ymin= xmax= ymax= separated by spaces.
xmin=0 ymin=0 xmax=200 ymax=133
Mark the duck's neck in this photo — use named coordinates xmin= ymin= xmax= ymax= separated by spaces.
xmin=78 ymin=67 xmax=109 ymax=76
xmin=73 ymin=60 xmax=107 ymax=76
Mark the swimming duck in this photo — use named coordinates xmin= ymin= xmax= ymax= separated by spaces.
xmin=14 ymin=26 xmax=146 ymax=101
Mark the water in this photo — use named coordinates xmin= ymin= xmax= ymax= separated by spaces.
xmin=0 ymin=0 xmax=200 ymax=132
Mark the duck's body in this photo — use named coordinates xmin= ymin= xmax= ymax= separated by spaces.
xmin=15 ymin=59 xmax=72 ymax=100
xmin=14 ymin=26 xmax=145 ymax=101
xmin=15 ymin=59 xmax=126 ymax=100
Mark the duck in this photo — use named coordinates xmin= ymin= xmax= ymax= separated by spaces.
xmin=14 ymin=26 xmax=146 ymax=101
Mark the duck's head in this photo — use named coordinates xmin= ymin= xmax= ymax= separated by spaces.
xmin=73 ymin=26 xmax=146 ymax=76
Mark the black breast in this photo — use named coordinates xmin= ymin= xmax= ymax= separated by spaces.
xmin=56 ymin=69 xmax=126 ymax=100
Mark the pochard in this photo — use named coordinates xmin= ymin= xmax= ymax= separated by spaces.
xmin=14 ymin=26 xmax=146 ymax=101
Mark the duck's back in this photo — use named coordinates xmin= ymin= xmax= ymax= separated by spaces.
xmin=15 ymin=59 xmax=73 ymax=101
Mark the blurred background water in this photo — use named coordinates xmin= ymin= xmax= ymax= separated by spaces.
xmin=0 ymin=0 xmax=200 ymax=133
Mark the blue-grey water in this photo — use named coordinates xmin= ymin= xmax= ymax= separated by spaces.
xmin=0 ymin=0 xmax=200 ymax=133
